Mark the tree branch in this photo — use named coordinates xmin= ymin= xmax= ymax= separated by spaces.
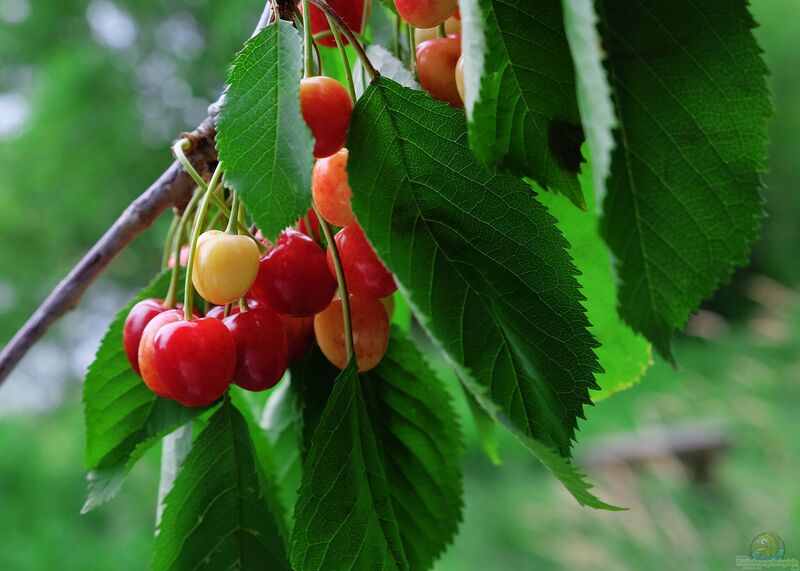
xmin=0 ymin=3 xmax=275 ymax=386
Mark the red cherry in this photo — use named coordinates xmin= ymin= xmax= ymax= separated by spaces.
xmin=314 ymin=294 xmax=389 ymax=372
xmin=153 ymin=317 xmax=236 ymax=407
xmin=394 ymin=0 xmax=457 ymax=28
xmin=303 ymin=0 xmax=369 ymax=48
xmin=300 ymin=76 xmax=353 ymax=159
xmin=312 ymin=148 xmax=357 ymax=227
xmin=328 ymin=225 xmax=397 ymax=299
xmin=205 ymin=299 xmax=259 ymax=320
xmin=280 ymin=314 xmax=315 ymax=362
xmin=124 ymin=298 xmax=167 ymax=375
xmin=223 ymin=308 xmax=288 ymax=391
xmin=297 ymin=207 xmax=321 ymax=242
xmin=138 ymin=309 xmax=184 ymax=398
xmin=249 ymin=228 xmax=337 ymax=317
xmin=416 ymin=36 xmax=463 ymax=107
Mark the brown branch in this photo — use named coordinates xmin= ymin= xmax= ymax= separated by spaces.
xmin=0 ymin=3 xmax=275 ymax=386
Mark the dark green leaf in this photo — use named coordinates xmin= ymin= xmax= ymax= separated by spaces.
xmin=347 ymin=77 xmax=600 ymax=457
xmin=460 ymin=0 xmax=586 ymax=206
xmin=216 ymin=20 xmax=314 ymax=239
xmin=152 ymin=400 xmax=290 ymax=571
xmin=82 ymin=270 xmax=205 ymax=513
xmin=462 ymin=384 xmax=502 ymax=466
xmin=596 ymin=0 xmax=770 ymax=358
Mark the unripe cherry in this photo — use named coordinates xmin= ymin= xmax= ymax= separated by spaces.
xmin=314 ymin=295 xmax=389 ymax=372
xmin=192 ymin=230 xmax=261 ymax=306
xmin=280 ymin=314 xmax=315 ymax=362
xmin=224 ymin=308 xmax=288 ymax=392
xmin=249 ymin=228 xmax=337 ymax=317
xmin=416 ymin=36 xmax=463 ymax=107
xmin=154 ymin=317 xmax=236 ymax=407
xmin=328 ymin=225 xmax=397 ymax=299
xmin=138 ymin=309 xmax=184 ymax=398
xmin=394 ymin=0 xmax=458 ymax=28
xmin=312 ymin=149 xmax=357 ymax=227
xmin=300 ymin=76 xmax=353 ymax=159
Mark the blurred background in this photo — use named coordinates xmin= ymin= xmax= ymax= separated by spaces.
xmin=1 ymin=0 xmax=799 ymax=569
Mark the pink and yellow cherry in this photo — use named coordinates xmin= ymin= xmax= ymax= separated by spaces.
xmin=124 ymin=298 xmax=168 ymax=375
xmin=223 ymin=308 xmax=288 ymax=391
xmin=138 ymin=309 xmax=184 ymax=398
xmin=304 ymin=0 xmax=370 ymax=48
xmin=455 ymin=55 xmax=465 ymax=104
xmin=394 ymin=0 xmax=458 ymax=28
xmin=153 ymin=317 xmax=236 ymax=407
xmin=300 ymin=76 xmax=353 ymax=159
xmin=414 ymin=14 xmax=461 ymax=43
xmin=280 ymin=314 xmax=315 ymax=362
xmin=192 ymin=230 xmax=260 ymax=306
xmin=297 ymin=207 xmax=321 ymax=242
xmin=416 ymin=36 xmax=463 ymax=107
xmin=314 ymin=294 xmax=389 ymax=372
xmin=249 ymin=228 xmax=337 ymax=317
xmin=328 ymin=225 xmax=397 ymax=299
xmin=312 ymin=149 xmax=357 ymax=227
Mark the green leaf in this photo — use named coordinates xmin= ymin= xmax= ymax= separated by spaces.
xmin=152 ymin=400 xmax=290 ymax=571
xmin=363 ymin=327 xmax=464 ymax=569
xmin=347 ymin=77 xmax=600 ymax=457
xmin=291 ymin=362 xmax=407 ymax=571
xmin=459 ymin=0 xmax=586 ymax=207
xmin=596 ymin=0 xmax=770 ymax=358
xmin=216 ymin=20 xmax=314 ymax=239
xmin=462 ymin=384 xmax=502 ymax=466
xmin=82 ymin=270 xmax=205 ymax=513
xmin=562 ymin=0 xmax=617 ymax=202
xmin=537 ymin=171 xmax=652 ymax=401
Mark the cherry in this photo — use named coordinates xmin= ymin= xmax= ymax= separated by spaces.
xmin=205 ymin=299 xmax=259 ymax=320
xmin=414 ymin=14 xmax=461 ymax=44
xmin=249 ymin=228 xmax=337 ymax=317
xmin=280 ymin=314 xmax=315 ymax=362
xmin=192 ymin=230 xmax=260 ymax=306
xmin=314 ymin=294 xmax=389 ymax=372
xmin=154 ymin=317 xmax=235 ymax=407
xmin=312 ymin=148 xmax=357 ymax=227
xmin=300 ymin=76 xmax=353 ymax=159
xmin=167 ymin=245 xmax=190 ymax=268
xmin=394 ymin=0 xmax=457 ymax=28
xmin=416 ymin=36 xmax=463 ymax=107
xmin=455 ymin=54 xmax=465 ymax=104
xmin=297 ymin=207 xmax=321 ymax=242
xmin=224 ymin=308 xmax=288 ymax=391
xmin=137 ymin=309 xmax=184 ymax=398
xmin=124 ymin=298 xmax=168 ymax=375
xmin=303 ymin=0 xmax=369 ymax=48
xmin=327 ymin=225 xmax=397 ymax=299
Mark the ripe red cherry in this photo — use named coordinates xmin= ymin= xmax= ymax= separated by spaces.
xmin=328 ymin=225 xmax=397 ymax=299
xmin=205 ymin=299 xmax=259 ymax=320
xmin=304 ymin=0 xmax=369 ymax=48
xmin=280 ymin=314 xmax=315 ymax=362
xmin=416 ymin=36 xmax=463 ymax=107
xmin=300 ymin=76 xmax=353 ymax=159
xmin=297 ymin=207 xmax=321 ymax=242
xmin=249 ymin=228 xmax=337 ymax=317
xmin=314 ymin=294 xmax=389 ymax=372
xmin=138 ymin=309 xmax=184 ymax=398
xmin=223 ymin=308 xmax=288 ymax=391
xmin=394 ymin=0 xmax=457 ymax=28
xmin=124 ymin=298 xmax=168 ymax=375
xmin=312 ymin=148 xmax=357 ymax=227
xmin=154 ymin=317 xmax=236 ymax=407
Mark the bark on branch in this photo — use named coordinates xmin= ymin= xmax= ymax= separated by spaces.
xmin=0 ymin=3 xmax=275 ymax=386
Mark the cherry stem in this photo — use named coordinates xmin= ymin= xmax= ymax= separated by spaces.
xmin=309 ymin=0 xmax=378 ymax=80
xmin=226 ymin=192 xmax=240 ymax=234
xmin=164 ymin=188 xmax=203 ymax=308
xmin=183 ymin=162 xmax=224 ymax=321
xmin=437 ymin=23 xmax=446 ymax=38
xmin=393 ymin=14 xmax=402 ymax=59
xmin=238 ymin=297 xmax=248 ymax=312
xmin=302 ymin=0 xmax=314 ymax=78
xmin=312 ymin=202 xmax=355 ymax=364
xmin=407 ymin=24 xmax=416 ymax=72
xmin=161 ymin=213 xmax=180 ymax=270
xmin=326 ymin=13 xmax=356 ymax=101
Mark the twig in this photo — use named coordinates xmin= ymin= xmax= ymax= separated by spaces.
xmin=0 ymin=2 xmax=276 ymax=386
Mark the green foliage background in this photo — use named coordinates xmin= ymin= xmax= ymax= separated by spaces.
xmin=1 ymin=0 xmax=800 ymax=568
